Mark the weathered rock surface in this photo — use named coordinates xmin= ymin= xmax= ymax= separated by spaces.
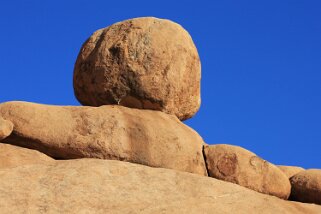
xmin=290 ymin=169 xmax=321 ymax=205
xmin=73 ymin=17 xmax=201 ymax=120
xmin=204 ymin=144 xmax=291 ymax=199
xmin=278 ymin=165 xmax=305 ymax=178
xmin=0 ymin=159 xmax=320 ymax=214
xmin=0 ymin=143 xmax=54 ymax=169
xmin=0 ymin=101 xmax=206 ymax=175
xmin=0 ymin=117 xmax=13 ymax=140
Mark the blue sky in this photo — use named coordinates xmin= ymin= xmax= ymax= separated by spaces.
xmin=0 ymin=1 xmax=320 ymax=168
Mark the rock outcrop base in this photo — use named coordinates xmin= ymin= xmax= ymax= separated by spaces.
xmin=0 ymin=159 xmax=320 ymax=214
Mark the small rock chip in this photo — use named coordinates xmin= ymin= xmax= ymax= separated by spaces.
xmin=73 ymin=17 xmax=201 ymax=120
xmin=290 ymin=169 xmax=321 ymax=205
xmin=278 ymin=165 xmax=305 ymax=178
xmin=204 ymin=144 xmax=291 ymax=199
xmin=0 ymin=117 xmax=13 ymax=140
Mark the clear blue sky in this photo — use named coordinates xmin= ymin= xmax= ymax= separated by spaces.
xmin=1 ymin=1 xmax=320 ymax=168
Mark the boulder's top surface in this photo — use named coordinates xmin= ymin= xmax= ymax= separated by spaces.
xmin=0 ymin=158 xmax=320 ymax=214
xmin=278 ymin=165 xmax=305 ymax=178
xmin=0 ymin=143 xmax=54 ymax=169
xmin=73 ymin=17 xmax=201 ymax=120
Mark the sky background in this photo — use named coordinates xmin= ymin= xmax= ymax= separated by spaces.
xmin=0 ymin=1 xmax=320 ymax=168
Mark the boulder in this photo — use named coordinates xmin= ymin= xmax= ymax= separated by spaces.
xmin=290 ymin=169 xmax=321 ymax=205
xmin=0 ymin=101 xmax=206 ymax=175
xmin=204 ymin=144 xmax=291 ymax=199
xmin=0 ymin=159 xmax=320 ymax=213
xmin=278 ymin=165 xmax=305 ymax=178
xmin=73 ymin=17 xmax=201 ymax=120
xmin=0 ymin=143 xmax=54 ymax=169
xmin=0 ymin=117 xmax=13 ymax=140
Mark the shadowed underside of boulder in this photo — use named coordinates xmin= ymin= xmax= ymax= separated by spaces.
xmin=290 ymin=169 xmax=321 ymax=205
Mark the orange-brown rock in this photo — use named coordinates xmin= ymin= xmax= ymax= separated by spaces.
xmin=0 ymin=143 xmax=54 ymax=169
xmin=204 ymin=144 xmax=291 ymax=199
xmin=73 ymin=17 xmax=201 ymax=120
xmin=0 ymin=159 xmax=320 ymax=213
xmin=0 ymin=101 xmax=206 ymax=175
xmin=0 ymin=117 xmax=13 ymax=140
xmin=278 ymin=165 xmax=305 ymax=178
xmin=290 ymin=169 xmax=321 ymax=205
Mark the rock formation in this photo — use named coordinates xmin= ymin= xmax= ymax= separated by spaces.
xmin=0 ymin=17 xmax=320 ymax=212
xmin=0 ymin=101 xmax=206 ymax=175
xmin=0 ymin=159 xmax=320 ymax=214
xmin=73 ymin=17 xmax=201 ymax=121
xmin=204 ymin=144 xmax=291 ymax=199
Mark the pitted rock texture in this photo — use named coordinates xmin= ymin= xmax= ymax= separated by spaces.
xmin=73 ymin=17 xmax=201 ymax=120
xmin=0 ymin=143 xmax=54 ymax=169
xmin=0 ymin=101 xmax=206 ymax=175
xmin=290 ymin=169 xmax=321 ymax=205
xmin=0 ymin=159 xmax=320 ymax=214
xmin=204 ymin=144 xmax=291 ymax=199
xmin=0 ymin=117 xmax=13 ymax=140
xmin=278 ymin=165 xmax=305 ymax=178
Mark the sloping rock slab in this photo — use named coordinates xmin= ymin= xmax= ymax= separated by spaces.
xmin=0 ymin=143 xmax=54 ymax=169
xmin=0 ymin=159 xmax=320 ymax=213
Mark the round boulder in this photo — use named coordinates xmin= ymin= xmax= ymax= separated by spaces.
xmin=204 ymin=144 xmax=291 ymax=199
xmin=290 ymin=169 xmax=321 ymax=205
xmin=73 ymin=17 xmax=201 ymax=120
